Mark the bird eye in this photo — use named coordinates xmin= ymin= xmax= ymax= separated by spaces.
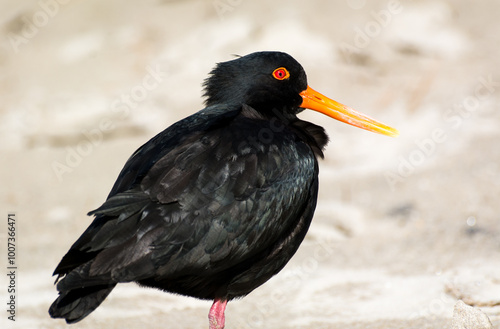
xmin=272 ymin=67 xmax=290 ymax=80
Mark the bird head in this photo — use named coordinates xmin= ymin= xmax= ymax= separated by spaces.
xmin=203 ymin=51 xmax=399 ymax=137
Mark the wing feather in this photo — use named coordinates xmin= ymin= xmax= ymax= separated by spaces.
xmin=53 ymin=105 xmax=317 ymax=292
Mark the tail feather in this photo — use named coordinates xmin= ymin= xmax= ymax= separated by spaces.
xmin=49 ymin=284 xmax=116 ymax=324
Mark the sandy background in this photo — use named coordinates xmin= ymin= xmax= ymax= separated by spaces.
xmin=1 ymin=0 xmax=499 ymax=328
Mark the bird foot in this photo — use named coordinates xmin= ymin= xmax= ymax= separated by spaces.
xmin=209 ymin=299 xmax=227 ymax=329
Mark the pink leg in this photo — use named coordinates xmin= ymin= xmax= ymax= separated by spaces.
xmin=209 ymin=299 xmax=227 ymax=329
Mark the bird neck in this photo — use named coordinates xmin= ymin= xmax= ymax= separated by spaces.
xmin=239 ymin=104 xmax=329 ymax=159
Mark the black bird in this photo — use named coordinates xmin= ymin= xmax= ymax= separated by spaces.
xmin=49 ymin=51 xmax=398 ymax=328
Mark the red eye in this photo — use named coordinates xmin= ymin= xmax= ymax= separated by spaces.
xmin=272 ymin=67 xmax=290 ymax=80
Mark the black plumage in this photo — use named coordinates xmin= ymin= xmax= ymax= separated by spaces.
xmin=49 ymin=51 xmax=397 ymax=328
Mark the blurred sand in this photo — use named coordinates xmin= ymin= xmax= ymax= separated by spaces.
xmin=1 ymin=0 xmax=499 ymax=328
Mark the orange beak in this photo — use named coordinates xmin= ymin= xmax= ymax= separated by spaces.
xmin=300 ymin=86 xmax=399 ymax=137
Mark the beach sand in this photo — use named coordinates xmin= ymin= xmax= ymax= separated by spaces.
xmin=1 ymin=0 xmax=499 ymax=328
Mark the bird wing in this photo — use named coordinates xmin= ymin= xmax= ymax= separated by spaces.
xmin=54 ymin=105 xmax=317 ymax=288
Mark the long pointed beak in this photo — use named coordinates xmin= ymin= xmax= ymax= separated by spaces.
xmin=299 ymin=86 xmax=399 ymax=137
